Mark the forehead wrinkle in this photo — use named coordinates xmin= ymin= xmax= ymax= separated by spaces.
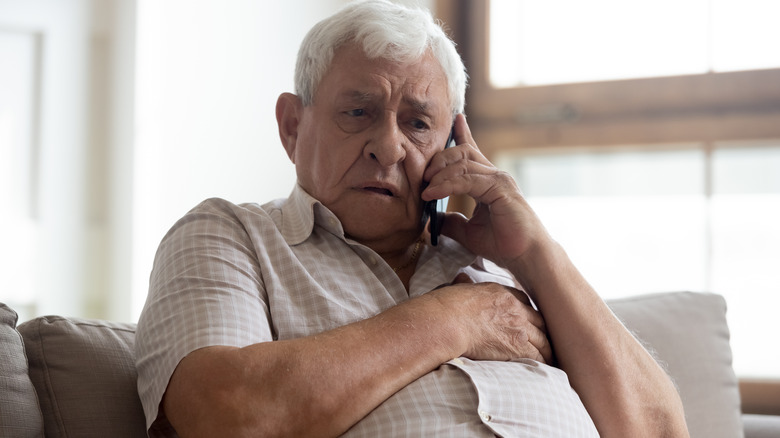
xmin=340 ymin=89 xmax=376 ymax=104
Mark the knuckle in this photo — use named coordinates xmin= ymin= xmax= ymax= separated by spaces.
xmin=511 ymin=329 xmax=529 ymax=347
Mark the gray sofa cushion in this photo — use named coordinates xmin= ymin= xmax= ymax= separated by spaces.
xmin=17 ymin=315 xmax=147 ymax=438
xmin=744 ymin=414 xmax=780 ymax=438
xmin=0 ymin=302 xmax=43 ymax=437
xmin=609 ymin=292 xmax=743 ymax=438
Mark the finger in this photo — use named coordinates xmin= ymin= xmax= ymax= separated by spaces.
xmin=504 ymin=288 xmax=547 ymax=328
xmin=454 ymin=115 xmax=493 ymax=167
xmin=539 ymin=336 xmax=554 ymax=365
xmin=422 ymin=161 xmax=499 ymax=203
xmin=453 ymin=114 xmax=477 ymax=152
xmin=513 ymin=329 xmax=546 ymax=364
xmin=515 ymin=299 xmax=547 ymax=333
xmin=423 ymin=121 xmax=492 ymax=186
xmin=525 ymin=323 xmax=553 ymax=365
xmin=424 ymin=156 xmax=519 ymax=207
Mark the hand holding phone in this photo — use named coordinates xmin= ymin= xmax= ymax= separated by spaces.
xmin=423 ymin=124 xmax=455 ymax=246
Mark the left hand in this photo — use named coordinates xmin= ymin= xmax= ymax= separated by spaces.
xmin=422 ymin=114 xmax=550 ymax=268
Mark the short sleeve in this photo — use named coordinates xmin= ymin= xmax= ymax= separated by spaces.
xmin=135 ymin=198 xmax=273 ymax=434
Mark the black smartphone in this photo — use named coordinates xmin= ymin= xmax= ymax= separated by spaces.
xmin=423 ymin=124 xmax=455 ymax=246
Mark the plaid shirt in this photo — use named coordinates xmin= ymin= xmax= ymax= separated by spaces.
xmin=136 ymin=185 xmax=598 ymax=437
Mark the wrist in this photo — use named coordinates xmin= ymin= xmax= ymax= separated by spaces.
xmin=422 ymin=288 xmax=472 ymax=359
xmin=506 ymin=238 xmax=569 ymax=301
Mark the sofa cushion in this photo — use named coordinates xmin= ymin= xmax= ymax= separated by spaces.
xmin=0 ymin=303 xmax=44 ymax=437
xmin=18 ymin=315 xmax=147 ymax=438
xmin=743 ymin=414 xmax=780 ymax=438
xmin=608 ymin=292 xmax=743 ymax=438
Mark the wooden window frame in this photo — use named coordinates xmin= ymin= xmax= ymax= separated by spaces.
xmin=437 ymin=0 xmax=780 ymax=157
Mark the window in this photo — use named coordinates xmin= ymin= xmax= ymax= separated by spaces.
xmin=0 ymin=30 xmax=39 ymax=322
xmin=438 ymin=0 xmax=780 ymax=379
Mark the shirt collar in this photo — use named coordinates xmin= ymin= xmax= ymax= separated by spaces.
xmin=277 ymin=184 xmax=345 ymax=246
xmin=277 ymin=184 xmax=494 ymax=279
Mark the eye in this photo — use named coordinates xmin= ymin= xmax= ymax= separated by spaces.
xmin=346 ymin=108 xmax=366 ymax=117
xmin=411 ymin=119 xmax=430 ymax=130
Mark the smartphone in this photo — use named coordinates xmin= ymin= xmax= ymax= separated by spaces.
xmin=424 ymin=124 xmax=455 ymax=246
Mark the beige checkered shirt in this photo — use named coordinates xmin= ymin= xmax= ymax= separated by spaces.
xmin=136 ymin=185 xmax=598 ymax=437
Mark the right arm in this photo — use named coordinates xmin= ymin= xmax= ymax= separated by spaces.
xmin=163 ymin=278 xmax=549 ymax=438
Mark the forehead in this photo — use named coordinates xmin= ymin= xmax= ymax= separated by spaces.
xmin=318 ymin=44 xmax=451 ymax=111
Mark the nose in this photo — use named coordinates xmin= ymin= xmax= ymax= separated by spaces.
xmin=363 ymin=119 xmax=406 ymax=167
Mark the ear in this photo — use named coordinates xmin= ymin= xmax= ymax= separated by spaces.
xmin=275 ymin=92 xmax=303 ymax=163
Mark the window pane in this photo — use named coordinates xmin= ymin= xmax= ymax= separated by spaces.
xmin=529 ymin=195 xmax=708 ymax=298
xmin=490 ymin=0 xmax=709 ymax=87
xmin=713 ymin=144 xmax=780 ymax=194
xmin=496 ymin=147 xmax=707 ymax=299
xmin=0 ymin=31 xmax=39 ymax=321
xmin=489 ymin=0 xmax=780 ymax=87
xmin=712 ymin=0 xmax=780 ymax=72
xmin=711 ymin=143 xmax=780 ymax=377
xmin=507 ymin=148 xmax=704 ymax=196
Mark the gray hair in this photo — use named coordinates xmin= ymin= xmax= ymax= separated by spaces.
xmin=294 ymin=0 xmax=467 ymax=116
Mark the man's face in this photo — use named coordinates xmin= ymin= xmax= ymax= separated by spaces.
xmin=288 ymin=44 xmax=453 ymax=246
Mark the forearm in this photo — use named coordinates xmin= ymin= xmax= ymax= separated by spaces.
xmin=164 ymin=291 xmax=464 ymax=438
xmin=510 ymin=240 xmax=689 ymax=437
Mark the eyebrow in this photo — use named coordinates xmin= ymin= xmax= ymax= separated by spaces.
xmin=339 ymin=90 xmax=436 ymax=116
xmin=409 ymin=99 xmax=430 ymax=115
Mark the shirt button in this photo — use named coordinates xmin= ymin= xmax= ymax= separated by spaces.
xmin=328 ymin=218 xmax=338 ymax=227
xmin=479 ymin=410 xmax=492 ymax=422
xmin=451 ymin=358 xmax=465 ymax=366
xmin=368 ymin=255 xmax=378 ymax=265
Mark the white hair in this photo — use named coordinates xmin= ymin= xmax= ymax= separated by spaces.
xmin=294 ymin=0 xmax=467 ymax=116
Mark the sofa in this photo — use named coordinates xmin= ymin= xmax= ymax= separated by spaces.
xmin=2 ymin=292 xmax=779 ymax=438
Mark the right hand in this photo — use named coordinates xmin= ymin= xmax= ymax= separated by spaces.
xmin=432 ymin=273 xmax=553 ymax=364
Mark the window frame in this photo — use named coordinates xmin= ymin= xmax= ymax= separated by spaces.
xmin=438 ymin=0 xmax=780 ymax=156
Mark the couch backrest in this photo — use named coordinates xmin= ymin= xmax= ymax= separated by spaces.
xmin=0 ymin=302 xmax=43 ymax=437
xmin=609 ymin=291 xmax=744 ymax=438
xmin=17 ymin=315 xmax=147 ymax=438
xmin=3 ymin=291 xmax=744 ymax=438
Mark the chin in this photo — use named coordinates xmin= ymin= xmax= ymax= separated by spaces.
xmin=341 ymin=216 xmax=422 ymax=247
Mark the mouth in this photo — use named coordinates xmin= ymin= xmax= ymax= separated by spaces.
xmin=356 ymin=180 xmax=399 ymax=198
xmin=362 ymin=186 xmax=394 ymax=197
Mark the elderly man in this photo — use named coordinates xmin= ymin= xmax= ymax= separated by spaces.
xmin=136 ymin=1 xmax=689 ymax=437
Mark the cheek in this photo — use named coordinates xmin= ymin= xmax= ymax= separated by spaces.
xmin=297 ymin=143 xmax=355 ymax=195
xmin=408 ymin=151 xmax=436 ymax=188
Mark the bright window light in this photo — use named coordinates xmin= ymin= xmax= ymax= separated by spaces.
xmin=490 ymin=0 xmax=780 ymax=87
xmin=496 ymin=143 xmax=780 ymax=378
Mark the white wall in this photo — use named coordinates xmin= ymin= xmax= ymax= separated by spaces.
xmin=132 ymin=1 xmax=434 ymax=320
xmin=1 ymin=0 xmax=434 ymax=323
xmin=0 ymin=0 xmax=91 ymax=319
xmin=132 ymin=0 xmax=354 ymax=319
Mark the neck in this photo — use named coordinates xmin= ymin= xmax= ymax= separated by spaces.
xmin=391 ymin=237 xmax=424 ymax=272
xmin=384 ymin=236 xmax=425 ymax=292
